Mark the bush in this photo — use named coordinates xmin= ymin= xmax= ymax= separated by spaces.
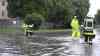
xmin=24 ymin=14 xmax=34 ymax=25
xmin=24 ymin=13 xmax=45 ymax=30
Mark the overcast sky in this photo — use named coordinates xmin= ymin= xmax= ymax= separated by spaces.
xmin=87 ymin=0 xmax=100 ymax=17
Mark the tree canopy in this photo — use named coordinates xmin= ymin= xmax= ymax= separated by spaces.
xmin=7 ymin=0 xmax=89 ymax=28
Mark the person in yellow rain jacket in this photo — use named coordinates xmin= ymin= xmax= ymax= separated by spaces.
xmin=71 ymin=16 xmax=80 ymax=39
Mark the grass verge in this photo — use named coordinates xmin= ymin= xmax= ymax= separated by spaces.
xmin=0 ymin=27 xmax=16 ymax=33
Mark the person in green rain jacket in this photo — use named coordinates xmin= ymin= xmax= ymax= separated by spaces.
xmin=71 ymin=16 xmax=80 ymax=39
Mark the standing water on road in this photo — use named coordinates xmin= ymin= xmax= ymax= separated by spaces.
xmin=23 ymin=29 xmax=100 ymax=56
xmin=0 ymin=33 xmax=27 ymax=56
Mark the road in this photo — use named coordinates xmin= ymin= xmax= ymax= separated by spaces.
xmin=0 ymin=28 xmax=100 ymax=56
xmin=0 ymin=33 xmax=26 ymax=56
xmin=23 ymin=28 xmax=100 ymax=56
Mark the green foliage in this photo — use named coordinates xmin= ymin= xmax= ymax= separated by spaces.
xmin=24 ymin=13 xmax=43 ymax=25
xmin=32 ymin=13 xmax=44 ymax=20
xmin=7 ymin=0 xmax=89 ymax=28
xmin=72 ymin=0 xmax=89 ymax=23
xmin=7 ymin=0 xmax=24 ymax=17
xmin=24 ymin=14 xmax=33 ymax=25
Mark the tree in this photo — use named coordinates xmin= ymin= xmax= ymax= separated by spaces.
xmin=47 ymin=0 xmax=75 ymax=28
xmin=24 ymin=13 xmax=43 ymax=29
xmin=72 ymin=0 xmax=90 ymax=24
xmin=7 ymin=0 xmax=89 ymax=28
xmin=7 ymin=0 xmax=24 ymax=17
xmin=47 ymin=0 xmax=89 ymax=27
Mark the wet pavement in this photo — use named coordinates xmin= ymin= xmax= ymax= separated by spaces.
xmin=0 ymin=29 xmax=100 ymax=56
xmin=0 ymin=33 xmax=27 ymax=56
xmin=25 ymin=29 xmax=100 ymax=56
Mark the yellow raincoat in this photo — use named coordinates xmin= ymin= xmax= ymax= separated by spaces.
xmin=71 ymin=16 xmax=80 ymax=39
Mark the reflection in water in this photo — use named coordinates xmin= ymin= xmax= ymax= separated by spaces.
xmin=84 ymin=45 xmax=93 ymax=56
xmin=92 ymin=42 xmax=100 ymax=56
xmin=0 ymin=34 xmax=25 ymax=56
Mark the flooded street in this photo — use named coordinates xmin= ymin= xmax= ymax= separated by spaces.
xmin=0 ymin=33 xmax=26 ymax=56
xmin=0 ymin=28 xmax=100 ymax=56
xmin=25 ymin=29 xmax=100 ymax=56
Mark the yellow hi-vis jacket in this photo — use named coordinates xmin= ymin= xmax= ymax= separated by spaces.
xmin=71 ymin=18 xmax=80 ymax=38
xmin=22 ymin=24 xmax=33 ymax=32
